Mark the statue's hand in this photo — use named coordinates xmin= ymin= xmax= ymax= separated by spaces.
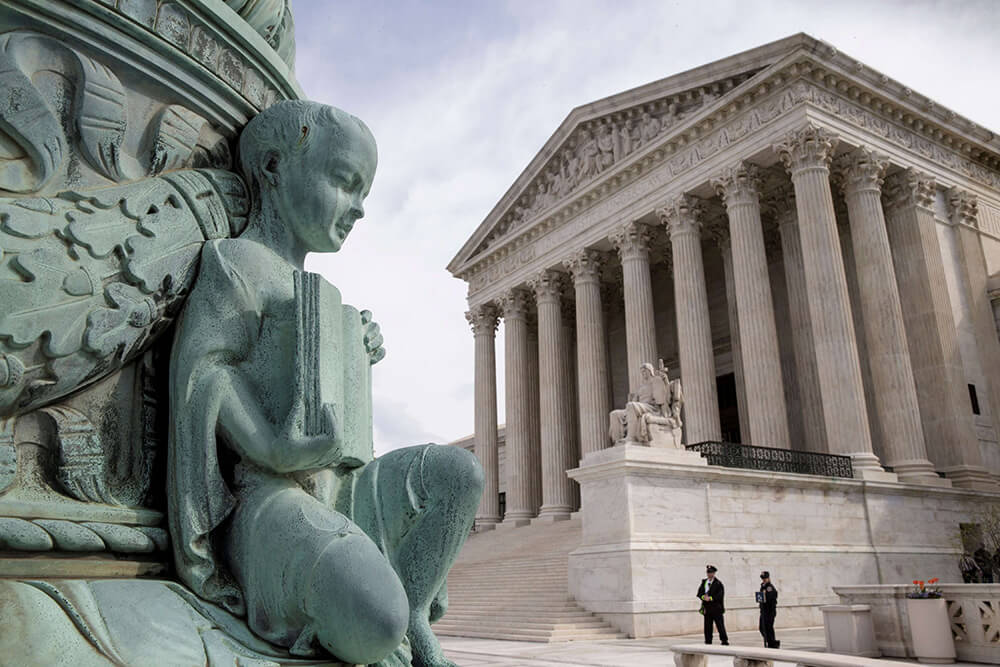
xmin=275 ymin=401 xmax=341 ymax=471
xmin=360 ymin=310 xmax=385 ymax=364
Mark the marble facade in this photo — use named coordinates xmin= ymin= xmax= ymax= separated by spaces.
xmin=448 ymin=34 xmax=1000 ymax=638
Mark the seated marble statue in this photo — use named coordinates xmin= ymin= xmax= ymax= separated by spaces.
xmin=168 ymin=100 xmax=482 ymax=667
xmin=609 ymin=361 xmax=683 ymax=448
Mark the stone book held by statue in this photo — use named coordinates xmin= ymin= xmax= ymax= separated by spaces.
xmin=294 ymin=271 xmax=372 ymax=468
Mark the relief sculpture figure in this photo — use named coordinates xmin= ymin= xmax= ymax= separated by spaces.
xmin=168 ymin=100 xmax=482 ymax=667
xmin=609 ymin=361 xmax=684 ymax=449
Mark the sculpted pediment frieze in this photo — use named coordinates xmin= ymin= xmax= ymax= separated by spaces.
xmin=466 ymin=68 xmax=766 ymax=260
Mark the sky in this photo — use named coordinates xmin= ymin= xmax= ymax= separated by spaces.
xmin=288 ymin=0 xmax=1000 ymax=454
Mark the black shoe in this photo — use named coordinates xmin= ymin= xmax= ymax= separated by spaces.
xmin=721 ymin=642 xmax=729 ymax=646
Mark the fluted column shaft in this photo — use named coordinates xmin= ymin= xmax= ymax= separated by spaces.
xmin=467 ymin=304 xmax=501 ymax=525
xmin=499 ymin=290 xmax=534 ymax=523
xmin=949 ymin=189 xmax=1000 ymax=473
xmin=717 ymin=235 xmax=750 ymax=441
xmin=526 ymin=321 xmax=542 ymax=512
xmin=610 ymin=222 xmax=658 ymax=391
xmin=773 ymin=126 xmax=877 ymax=468
xmin=565 ymin=249 xmax=612 ymax=458
xmin=658 ymin=196 xmax=722 ymax=443
xmin=837 ymin=150 xmax=939 ymax=483
xmin=530 ymin=271 xmax=575 ymax=520
xmin=713 ymin=163 xmax=790 ymax=448
xmin=772 ymin=196 xmax=827 ymax=453
xmin=884 ymin=172 xmax=995 ymax=490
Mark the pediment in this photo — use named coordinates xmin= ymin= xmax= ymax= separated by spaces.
xmin=447 ymin=34 xmax=813 ymax=275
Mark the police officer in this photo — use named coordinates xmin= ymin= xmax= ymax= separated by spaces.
xmin=697 ymin=565 xmax=728 ymax=645
xmin=758 ymin=570 xmax=779 ymax=649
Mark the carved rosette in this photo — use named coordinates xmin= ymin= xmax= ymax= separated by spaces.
xmin=497 ymin=288 xmax=532 ymax=321
xmin=528 ymin=270 xmax=566 ymax=304
xmin=883 ymin=169 xmax=937 ymax=213
xmin=465 ymin=303 xmax=499 ymax=337
xmin=563 ymin=248 xmax=605 ymax=285
xmin=834 ymin=147 xmax=890 ymax=196
xmin=608 ymin=221 xmax=652 ymax=262
xmin=712 ymin=162 xmax=762 ymax=209
xmin=657 ymin=194 xmax=705 ymax=239
xmin=947 ymin=188 xmax=979 ymax=228
xmin=773 ymin=124 xmax=840 ymax=175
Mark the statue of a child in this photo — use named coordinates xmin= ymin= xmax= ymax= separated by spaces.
xmin=168 ymin=100 xmax=481 ymax=667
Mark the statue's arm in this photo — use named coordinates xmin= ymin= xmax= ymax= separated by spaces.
xmin=208 ymin=365 xmax=340 ymax=473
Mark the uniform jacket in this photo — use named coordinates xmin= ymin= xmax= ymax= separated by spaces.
xmin=697 ymin=578 xmax=725 ymax=614
xmin=759 ymin=582 xmax=778 ymax=612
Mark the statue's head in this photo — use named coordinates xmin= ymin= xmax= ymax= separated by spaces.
xmin=640 ymin=363 xmax=654 ymax=379
xmin=239 ymin=100 xmax=377 ymax=253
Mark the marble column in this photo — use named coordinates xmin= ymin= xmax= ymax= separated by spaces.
xmin=712 ymin=163 xmax=790 ymax=449
xmin=883 ymin=171 xmax=995 ymax=490
xmin=466 ymin=303 xmax=501 ymax=527
xmin=657 ymin=195 xmax=722 ymax=444
xmin=609 ymin=221 xmax=658 ymax=392
xmin=564 ymin=249 xmax=612 ymax=458
xmin=948 ymin=188 xmax=1000 ymax=461
xmin=561 ymin=300 xmax=580 ymax=510
xmin=530 ymin=270 xmax=575 ymax=521
xmin=835 ymin=149 xmax=941 ymax=484
xmin=526 ymin=317 xmax=542 ymax=513
xmin=769 ymin=191 xmax=827 ymax=453
xmin=498 ymin=288 xmax=535 ymax=525
xmin=708 ymin=225 xmax=749 ymax=442
xmin=772 ymin=126 xmax=884 ymax=476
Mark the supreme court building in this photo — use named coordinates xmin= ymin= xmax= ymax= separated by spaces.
xmin=446 ymin=34 xmax=1000 ymax=637
xmin=449 ymin=32 xmax=1000 ymax=524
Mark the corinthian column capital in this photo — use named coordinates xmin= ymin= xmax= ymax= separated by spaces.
xmin=498 ymin=288 xmax=532 ymax=320
xmin=883 ymin=169 xmax=937 ymax=213
xmin=657 ymin=193 xmax=704 ymax=239
xmin=763 ymin=185 xmax=797 ymax=229
xmin=705 ymin=218 xmax=731 ymax=251
xmin=711 ymin=162 xmax=762 ymax=208
xmin=773 ymin=124 xmax=840 ymax=175
xmin=834 ymin=147 xmax=890 ymax=196
xmin=947 ymin=188 xmax=979 ymax=228
xmin=563 ymin=248 xmax=605 ymax=284
xmin=528 ymin=269 xmax=566 ymax=303
xmin=608 ymin=221 xmax=652 ymax=262
xmin=466 ymin=302 xmax=499 ymax=336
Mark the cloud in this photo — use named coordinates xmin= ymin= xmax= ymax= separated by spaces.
xmin=290 ymin=0 xmax=1000 ymax=452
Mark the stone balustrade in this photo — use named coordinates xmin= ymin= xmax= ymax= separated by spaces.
xmin=833 ymin=583 xmax=1000 ymax=664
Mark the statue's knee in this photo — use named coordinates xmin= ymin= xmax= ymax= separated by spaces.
xmin=423 ymin=445 xmax=484 ymax=504
xmin=308 ymin=536 xmax=408 ymax=664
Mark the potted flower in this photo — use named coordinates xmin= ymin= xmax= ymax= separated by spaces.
xmin=905 ymin=578 xmax=955 ymax=664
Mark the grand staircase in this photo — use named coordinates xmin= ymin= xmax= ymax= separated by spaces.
xmin=434 ymin=516 xmax=627 ymax=642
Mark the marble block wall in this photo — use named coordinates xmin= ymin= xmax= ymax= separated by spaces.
xmin=567 ymin=445 xmax=994 ymax=638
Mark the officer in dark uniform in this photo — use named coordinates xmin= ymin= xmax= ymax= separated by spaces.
xmin=758 ymin=570 xmax=779 ymax=648
xmin=697 ymin=565 xmax=728 ymax=645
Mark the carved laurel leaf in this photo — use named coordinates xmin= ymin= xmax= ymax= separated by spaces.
xmin=74 ymin=54 xmax=129 ymax=182
xmin=0 ymin=33 xmax=68 ymax=193
xmin=150 ymin=105 xmax=207 ymax=175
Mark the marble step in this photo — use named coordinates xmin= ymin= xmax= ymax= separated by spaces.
xmin=434 ymin=628 xmax=628 ymax=642
xmin=442 ymin=609 xmax=599 ymax=620
xmin=437 ymin=617 xmax=611 ymax=629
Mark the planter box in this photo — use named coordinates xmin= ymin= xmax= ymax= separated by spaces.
xmin=905 ymin=597 xmax=956 ymax=664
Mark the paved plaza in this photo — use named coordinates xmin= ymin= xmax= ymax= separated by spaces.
xmin=440 ymin=627 xmax=982 ymax=666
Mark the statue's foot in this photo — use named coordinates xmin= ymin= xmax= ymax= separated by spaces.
xmin=408 ymin=616 xmax=456 ymax=667
xmin=428 ymin=582 xmax=448 ymax=623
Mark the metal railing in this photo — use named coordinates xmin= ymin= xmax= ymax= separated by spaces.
xmin=685 ymin=441 xmax=854 ymax=478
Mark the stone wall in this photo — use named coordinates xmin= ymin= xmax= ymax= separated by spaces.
xmin=567 ymin=446 xmax=994 ymax=638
